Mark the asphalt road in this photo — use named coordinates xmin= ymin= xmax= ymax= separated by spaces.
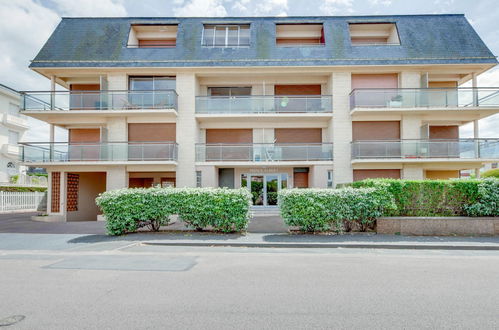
xmin=1 ymin=235 xmax=499 ymax=329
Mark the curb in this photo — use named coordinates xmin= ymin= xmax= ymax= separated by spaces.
xmin=142 ymin=241 xmax=499 ymax=251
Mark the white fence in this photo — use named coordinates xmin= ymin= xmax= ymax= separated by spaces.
xmin=0 ymin=191 xmax=46 ymax=212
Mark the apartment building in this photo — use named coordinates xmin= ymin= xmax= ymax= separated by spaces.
xmin=0 ymin=84 xmax=28 ymax=184
xmin=21 ymin=15 xmax=499 ymax=221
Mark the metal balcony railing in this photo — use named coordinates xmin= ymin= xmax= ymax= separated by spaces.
xmin=20 ymin=90 xmax=178 ymax=111
xmin=196 ymin=143 xmax=333 ymax=162
xmin=195 ymin=95 xmax=332 ymax=114
xmin=349 ymin=88 xmax=499 ymax=109
xmin=20 ymin=142 xmax=178 ymax=162
xmin=351 ymin=139 xmax=499 ymax=159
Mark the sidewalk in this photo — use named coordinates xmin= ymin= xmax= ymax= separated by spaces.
xmin=138 ymin=232 xmax=499 ymax=251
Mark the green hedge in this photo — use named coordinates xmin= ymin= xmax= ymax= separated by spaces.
xmin=464 ymin=179 xmax=499 ymax=217
xmin=0 ymin=186 xmax=47 ymax=192
xmin=278 ymin=187 xmax=396 ymax=232
xmin=482 ymin=168 xmax=499 ymax=178
xmin=96 ymin=188 xmax=251 ymax=235
xmin=351 ymin=178 xmax=498 ymax=217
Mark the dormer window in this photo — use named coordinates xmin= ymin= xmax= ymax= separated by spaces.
xmin=202 ymin=24 xmax=250 ymax=47
xmin=349 ymin=23 xmax=400 ymax=45
xmin=127 ymin=24 xmax=177 ymax=48
xmin=276 ymin=24 xmax=324 ymax=46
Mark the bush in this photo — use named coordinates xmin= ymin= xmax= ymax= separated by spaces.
xmin=482 ymin=168 xmax=499 ymax=178
xmin=96 ymin=188 xmax=178 ymax=235
xmin=0 ymin=186 xmax=47 ymax=192
xmin=96 ymin=187 xmax=252 ymax=235
xmin=278 ymin=187 xmax=396 ymax=232
xmin=464 ymin=179 xmax=499 ymax=217
xmin=351 ymin=179 xmax=482 ymax=217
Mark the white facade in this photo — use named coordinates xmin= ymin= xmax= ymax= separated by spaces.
xmin=0 ymin=84 xmax=29 ymax=184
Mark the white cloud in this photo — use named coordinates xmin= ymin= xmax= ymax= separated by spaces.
xmin=319 ymin=0 xmax=353 ymax=15
xmin=369 ymin=0 xmax=392 ymax=5
xmin=173 ymin=0 xmax=228 ymax=17
xmin=50 ymin=0 xmax=127 ymax=17
xmin=231 ymin=0 xmax=288 ymax=16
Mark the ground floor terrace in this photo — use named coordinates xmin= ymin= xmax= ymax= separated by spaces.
xmin=40 ymin=159 xmax=493 ymax=222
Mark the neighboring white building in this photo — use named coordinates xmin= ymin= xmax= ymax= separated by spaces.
xmin=0 ymin=84 xmax=29 ymax=184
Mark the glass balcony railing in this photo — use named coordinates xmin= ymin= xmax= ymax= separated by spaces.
xmin=20 ymin=142 xmax=178 ymax=162
xmin=196 ymin=143 xmax=333 ymax=162
xmin=351 ymin=139 xmax=499 ymax=159
xmin=350 ymin=88 xmax=499 ymax=109
xmin=195 ymin=95 xmax=332 ymax=114
xmin=20 ymin=90 xmax=178 ymax=111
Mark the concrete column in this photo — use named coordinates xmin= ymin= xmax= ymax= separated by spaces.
xmin=332 ymin=72 xmax=352 ymax=185
xmin=402 ymin=165 xmax=424 ymax=180
xmin=474 ymin=119 xmax=480 ymax=158
xmin=309 ymin=165 xmax=330 ymax=188
xmin=176 ymin=73 xmax=198 ymax=187
xmin=49 ymin=124 xmax=55 ymax=161
xmin=472 ymin=72 xmax=478 ymax=106
xmin=107 ymin=73 xmax=127 ymax=90
xmin=50 ymin=75 xmax=56 ymax=110
xmin=59 ymin=171 xmax=66 ymax=217
xmin=106 ymin=166 xmax=127 ymax=191
xmin=196 ymin=165 xmax=217 ymax=187
xmin=399 ymin=72 xmax=421 ymax=88
xmin=475 ymin=168 xmax=481 ymax=179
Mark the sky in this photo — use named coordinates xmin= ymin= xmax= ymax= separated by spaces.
xmin=0 ymin=0 xmax=498 ymax=141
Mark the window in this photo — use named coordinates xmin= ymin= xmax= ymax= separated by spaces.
xmin=8 ymin=131 xmax=19 ymax=145
xmin=208 ymin=87 xmax=251 ymax=96
xmin=276 ymin=24 xmax=324 ymax=46
xmin=202 ymin=25 xmax=250 ymax=47
xmin=129 ymin=76 xmax=176 ymax=90
xmin=127 ymin=24 xmax=177 ymax=48
xmin=196 ymin=171 xmax=202 ymax=187
xmin=349 ymin=23 xmax=400 ymax=45
xmin=8 ymin=103 xmax=20 ymax=116
xmin=327 ymin=170 xmax=334 ymax=188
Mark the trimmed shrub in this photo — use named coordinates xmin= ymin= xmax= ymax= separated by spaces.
xmin=96 ymin=187 xmax=252 ymax=235
xmin=464 ymin=179 xmax=499 ymax=217
xmin=96 ymin=188 xmax=178 ymax=235
xmin=351 ymin=179 xmax=482 ymax=217
xmin=176 ymin=188 xmax=252 ymax=233
xmin=278 ymin=187 xmax=396 ymax=232
xmin=0 ymin=186 xmax=47 ymax=192
xmin=482 ymin=168 xmax=499 ymax=178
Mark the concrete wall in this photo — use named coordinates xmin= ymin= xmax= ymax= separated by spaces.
xmin=66 ymin=172 xmax=106 ymax=222
xmin=378 ymin=217 xmax=499 ymax=236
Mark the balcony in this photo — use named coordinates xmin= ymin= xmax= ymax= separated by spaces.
xmin=196 ymin=143 xmax=333 ymax=162
xmin=349 ymin=88 xmax=499 ymax=116
xmin=20 ymin=142 xmax=178 ymax=164
xmin=2 ymin=114 xmax=29 ymax=130
xmin=20 ymin=90 xmax=178 ymax=112
xmin=351 ymin=139 xmax=499 ymax=160
xmin=2 ymin=144 xmax=20 ymax=159
xmin=195 ymin=95 xmax=332 ymax=114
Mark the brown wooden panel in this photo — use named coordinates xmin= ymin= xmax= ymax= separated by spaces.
xmin=351 ymin=74 xmax=398 ymax=89
xmin=138 ymin=39 xmax=176 ymax=48
xmin=293 ymin=172 xmax=309 ymax=188
xmin=353 ymin=169 xmax=401 ymax=181
xmin=275 ymin=128 xmax=322 ymax=143
xmin=129 ymin=178 xmax=154 ymax=188
xmin=128 ymin=123 xmax=176 ymax=142
xmin=425 ymin=170 xmax=460 ymax=179
xmin=274 ymin=85 xmax=321 ymax=95
xmin=70 ymin=84 xmax=100 ymax=91
xmin=352 ymin=121 xmax=400 ymax=140
xmin=206 ymin=129 xmax=253 ymax=143
xmin=69 ymin=129 xmax=100 ymax=143
xmin=276 ymin=38 xmax=321 ymax=45
xmin=429 ymin=126 xmax=459 ymax=139
xmin=428 ymin=81 xmax=458 ymax=88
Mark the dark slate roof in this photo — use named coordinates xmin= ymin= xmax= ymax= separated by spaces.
xmin=30 ymin=14 xmax=497 ymax=68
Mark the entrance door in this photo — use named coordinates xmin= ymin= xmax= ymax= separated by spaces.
xmin=243 ymin=173 xmax=287 ymax=206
